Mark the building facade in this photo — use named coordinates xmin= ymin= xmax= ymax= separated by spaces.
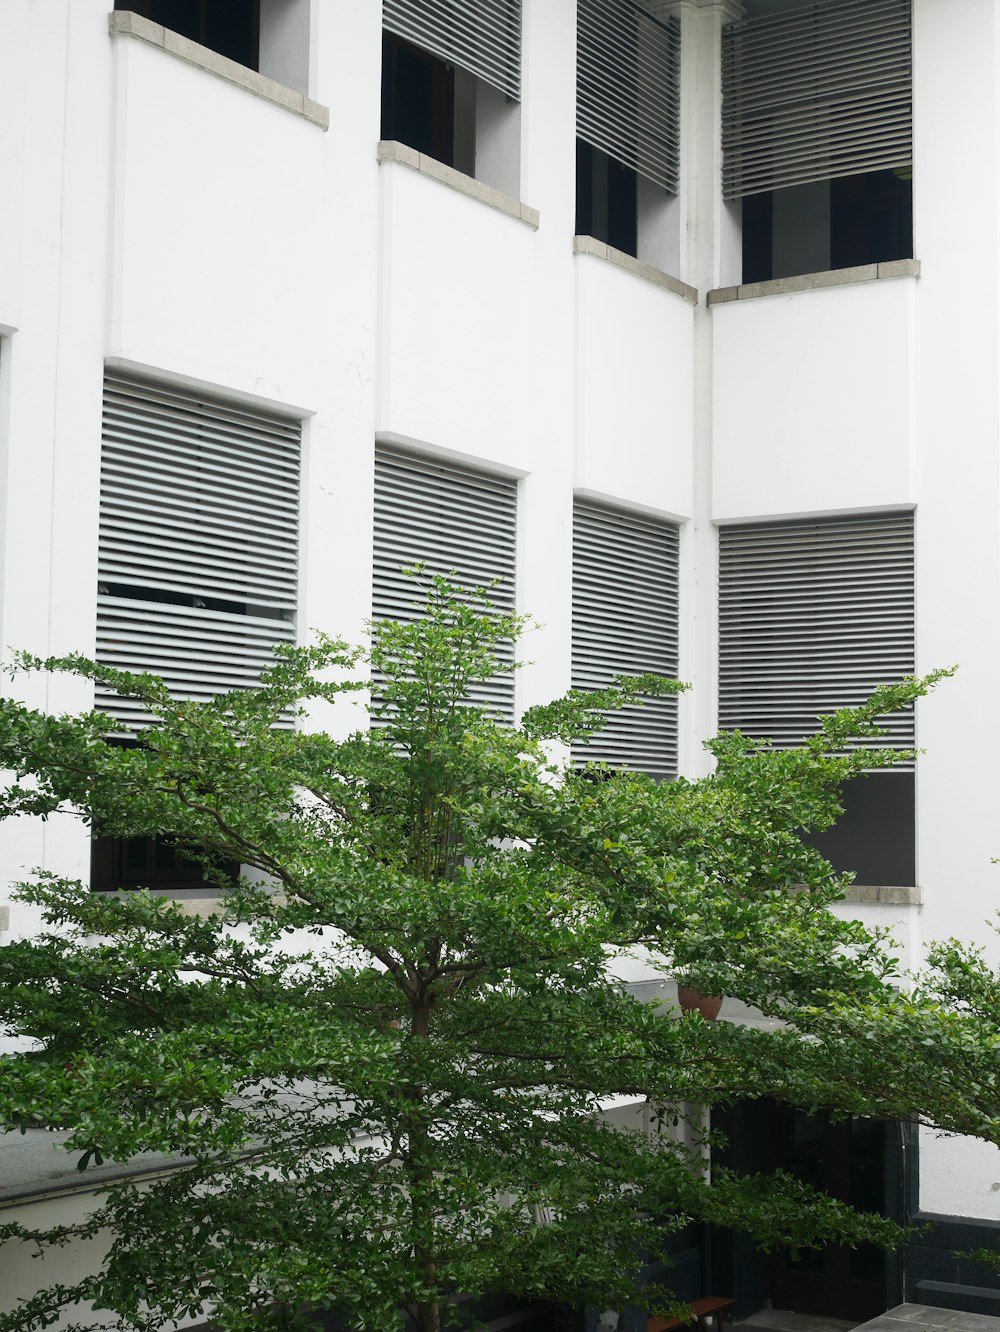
xmin=1 ymin=0 xmax=1000 ymax=1324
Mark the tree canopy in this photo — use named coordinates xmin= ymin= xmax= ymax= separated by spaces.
xmin=0 ymin=577 xmax=994 ymax=1332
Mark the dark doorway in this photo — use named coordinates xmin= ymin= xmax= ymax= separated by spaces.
xmin=770 ymin=1107 xmax=888 ymax=1324
xmin=712 ymin=1101 xmax=900 ymax=1325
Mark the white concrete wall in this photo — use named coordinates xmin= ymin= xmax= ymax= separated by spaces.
xmin=711 ymin=277 xmax=918 ymax=521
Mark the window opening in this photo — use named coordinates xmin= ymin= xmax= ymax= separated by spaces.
xmin=723 ymin=0 xmax=912 ymax=283
xmin=380 ymin=0 xmax=522 ymax=193
xmin=571 ymin=500 xmax=680 ymax=780
xmin=575 ymin=0 xmax=680 ymax=265
xmin=718 ymin=512 xmax=916 ymax=884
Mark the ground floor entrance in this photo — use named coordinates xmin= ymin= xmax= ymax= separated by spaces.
xmin=710 ymin=1101 xmax=904 ymax=1326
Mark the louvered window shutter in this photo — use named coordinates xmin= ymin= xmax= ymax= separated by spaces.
xmin=722 ymin=0 xmax=912 ymax=200
xmin=372 ymin=446 xmax=518 ymax=721
xmin=382 ymin=0 xmax=522 ymax=101
xmin=97 ymin=375 xmax=301 ymax=729
xmin=718 ymin=513 xmax=915 ymax=755
xmin=577 ymin=0 xmax=681 ymax=194
xmin=571 ymin=501 xmax=680 ymax=779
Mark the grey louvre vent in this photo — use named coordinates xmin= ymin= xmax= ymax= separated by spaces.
xmin=722 ymin=0 xmax=912 ymax=199
xmin=718 ymin=513 xmax=915 ymax=756
xmin=97 ymin=374 xmax=301 ymax=728
xmin=571 ymin=501 xmax=680 ymax=779
xmin=373 ymin=446 xmax=518 ymax=721
xmin=383 ymin=0 xmax=522 ymax=101
xmin=577 ymin=0 xmax=680 ymax=193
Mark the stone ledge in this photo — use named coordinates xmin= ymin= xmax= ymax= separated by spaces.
xmin=572 ymin=235 xmax=698 ymax=304
xmin=839 ymin=883 xmax=922 ymax=906
xmin=708 ymin=257 xmax=920 ymax=305
xmin=109 ymin=10 xmax=329 ymax=129
xmin=377 ymin=141 xmax=540 ymax=229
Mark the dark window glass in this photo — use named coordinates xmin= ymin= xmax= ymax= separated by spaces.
xmin=381 ymin=32 xmax=456 ymax=168
xmin=830 ymin=169 xmax=913 ymax=270
xmin=91 ymin=833 xmax=239 ymax=894
xmin=575 ymin=139 xmax=638 ymax=258
xmin=806 ymin=771 xmax=915 ymax=887
xmin=740 ymin=190 xmax=774 ymax=283
xmin=742 ymin=169 xmax=913 ymax=284
xmin=114 ymin=0 xmax=259 ymax=71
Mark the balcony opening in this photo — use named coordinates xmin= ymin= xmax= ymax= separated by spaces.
xmin=741 ymin=169 xmax=913 ymax=285
xmin=114 ymin=0 xmax=312 ymax=93
xmin=115 ymin=0 xmax=259 ymax=69
xmin=380 ymin=25 xmax=522 ymax=197
xmin=575 ymin=0 xmax=680 ymax=271
xmin=576 ymin=140 xmax=638 ymax=259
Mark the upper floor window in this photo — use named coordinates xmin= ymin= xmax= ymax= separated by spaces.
xmin=718 ymin=512 xmax=916 ymax=886
xmin=576 ymin=0 xmax=680 ymax=265
xmin=381 ymin=0 xmax=523 ymax=198
xmin=571 ymin=501 xmax=680 ymax=780
xmin=113 ymin=0 xmax=312 ymax=94
xmin=723 ymin=0 xmax=912 ymax=284
xmin=372 ymin=445 xmax=518 ymax=723
xmin=96 ymin=373 xmax=301 ymax=732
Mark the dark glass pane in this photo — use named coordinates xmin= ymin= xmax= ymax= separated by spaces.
xmin=123 ymin=838 xmax=151 ymax=874
xmin=741 ymin=190 xmax=773 ymax=283
xmin=831 ymin=169 xmax=912 ymax=269
xmin=154 ymin=838 xmax=179 ymax=871
xmin=806 ymin=772 xmax=915 ymax=887
xmin=850 ymin=1243 xmax=883 ymax=1284
xmin=575 ymin=140 xmax=638 ymax=258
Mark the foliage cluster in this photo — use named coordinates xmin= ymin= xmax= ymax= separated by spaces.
xmin=0 ymin=579 xmax=993 ymax=1332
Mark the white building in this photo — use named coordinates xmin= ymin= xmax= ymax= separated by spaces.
xmin=1 ymin=0 xmax=999 ymax=1325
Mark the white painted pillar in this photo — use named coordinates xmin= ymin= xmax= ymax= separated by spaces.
xmin=666 ymin=0 xmax=742 ymax=777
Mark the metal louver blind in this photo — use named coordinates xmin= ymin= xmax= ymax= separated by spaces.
xmin=97 ymin=374 xmax=301 ymax=728
xmin=383 ymin=0 xmax=522 ymax=101
xmin=571 ymin=501 xmax=680 ymax=779
xmin=722 ymin=0 xmax=912 ymax=200
xmin=373 ymin=446 xmax=518 ymax=721
xmin=577 ymin=0 xmax=680 ymax=193
xmin=718 ymin=513 xmax=915 ymax=756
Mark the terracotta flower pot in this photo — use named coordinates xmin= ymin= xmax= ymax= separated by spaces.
xmin=676 ymin=984 xmax=723 ymax=1021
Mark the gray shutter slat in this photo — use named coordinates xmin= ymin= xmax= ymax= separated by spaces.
xmin=577 ymin=0 xmax=680 ymax=193
xmin=571 ymin=500 xmax=679 ymax=780
xmin=718 ymin=513 xmax=915 ymax=761
xmin=97 ymin=375 xmax=301 ymax=728
xmin=383 ymin=0 xmax=522 ymax=101
xmin=722 ymin=0 xmax=911 ymax=200
xmin=373 ymin=445 xmax=517 ymax=722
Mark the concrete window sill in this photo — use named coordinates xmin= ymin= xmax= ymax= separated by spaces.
xmin=573 ymin=235 xmax=698 ymax=305
xmin=708 ymin=258 xmax=920 ymax=306
xmin=109 ymin=10 xmax=329 ymax=129
xmin=838 ymin=884 xmax=922 ymax=906
xmin=377 ymin=141 xmax=540 ymax=229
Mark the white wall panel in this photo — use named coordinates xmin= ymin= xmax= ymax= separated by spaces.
xmin=574 ymin=254 xmax=694 ymax=517
xmin=712 ymin=277 xmax=916 ymax=520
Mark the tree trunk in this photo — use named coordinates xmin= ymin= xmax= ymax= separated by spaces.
xmin=408 ymin=994 xmax=440 ymax=1332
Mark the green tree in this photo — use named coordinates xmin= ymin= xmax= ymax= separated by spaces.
xmin=0 ymin=578 xmax=992 ymax=1332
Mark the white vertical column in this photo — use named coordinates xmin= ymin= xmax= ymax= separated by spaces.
xmin=298 ymin=0 xmax=384 ymax=742
xmin=0 ymin=1 xmax=112 ymax=926
xmin=666 ymin=0 xmax=742 ymax=777
xmin=517 ymin=0 xmax=578 ymax=726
